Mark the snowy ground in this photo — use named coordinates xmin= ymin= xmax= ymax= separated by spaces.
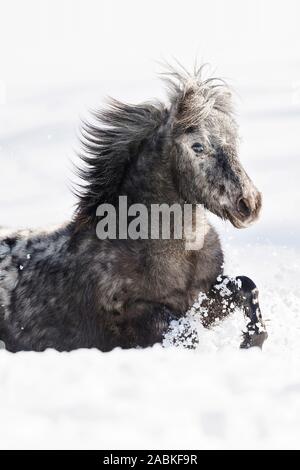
xmin=0 ymin=0 xmax=300 ymax=450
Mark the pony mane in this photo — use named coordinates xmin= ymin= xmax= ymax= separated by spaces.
xmin=74 ymin=99 xmax=166 ymax=226
xmin=74 ymin=65 xmax=233 ymax=226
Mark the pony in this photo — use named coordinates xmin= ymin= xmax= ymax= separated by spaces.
xmin=0 ymin=66 xmax=267 ymax=352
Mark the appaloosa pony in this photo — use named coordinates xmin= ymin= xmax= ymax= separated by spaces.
xmin=0 ymin=67 xmax=267 ymax=352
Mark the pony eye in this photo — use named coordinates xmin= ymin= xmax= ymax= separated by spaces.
xmin=191 ymin=143 xmax=204 ymax=154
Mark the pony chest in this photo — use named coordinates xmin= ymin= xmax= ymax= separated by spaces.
xmin=95 ymin=244 xmax=192 ymax=311
xmin=146 ymin=249 xmax=193 ymax=296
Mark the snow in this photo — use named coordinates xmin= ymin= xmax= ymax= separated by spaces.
xmin=0 ymin=0 xmax=300 ymax=450
xmin=1 ymin=346 xmax=300 ymax=450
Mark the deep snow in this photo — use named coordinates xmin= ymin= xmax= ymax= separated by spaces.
xmin=0 ymin=0 xmax=300 ymax=450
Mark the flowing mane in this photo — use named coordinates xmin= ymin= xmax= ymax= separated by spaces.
xmin=75 ymin=99 xmax=166 ymax=225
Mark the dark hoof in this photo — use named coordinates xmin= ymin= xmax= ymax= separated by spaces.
xmin=240 ymin=330 xmax=268 ymax=349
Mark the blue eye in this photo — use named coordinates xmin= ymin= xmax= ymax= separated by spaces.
xmin=191 ymin=143 xmax=204 ymax=154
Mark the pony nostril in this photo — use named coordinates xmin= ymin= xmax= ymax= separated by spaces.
xmin=237 ymin=197 xmax=251 ymax=218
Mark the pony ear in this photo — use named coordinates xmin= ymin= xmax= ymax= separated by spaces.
xmin=176 ymin=88 xmax=194 ymax=120
xmin=170 ymin=85 xmax=209 ymax=134
xmin=166 ymin=77 xmax=233 ymax=134
xmin=174 ymin=86 xmax=202 ymax=131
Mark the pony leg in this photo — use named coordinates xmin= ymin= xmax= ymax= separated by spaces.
xmin=201 ymin=275 xmax=268 ymax=349
xmin=236 ymin=276 xmax=268 ymax=349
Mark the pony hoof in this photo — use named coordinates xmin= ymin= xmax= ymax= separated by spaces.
xmin=240 ymin=330 xmax=268 ymax=349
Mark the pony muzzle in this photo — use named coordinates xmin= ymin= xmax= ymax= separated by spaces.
xmin=231 ymin=190 xmax=262 ymax=228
